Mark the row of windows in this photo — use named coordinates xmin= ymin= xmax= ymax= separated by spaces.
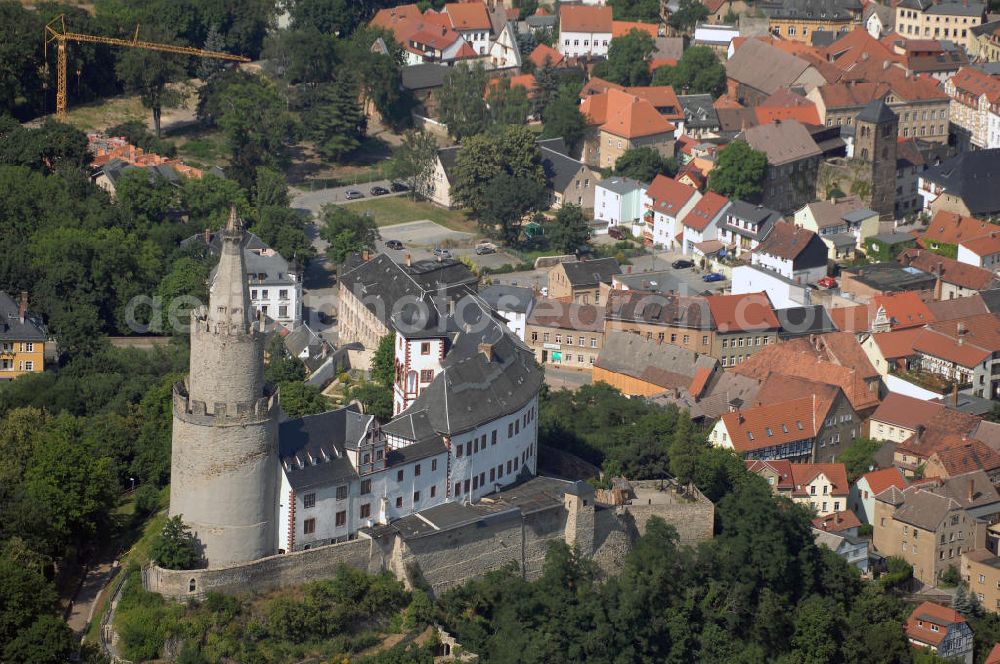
xmin=1 ymin=342 xmax=35 ymax=352
xmin=563 ymin=38 xmax=609 ymax=47
xmin=721 ymin=336 xmax=769 ymax=349
xmin=454 ymin=449 xmax=533 ymax=496
xmin=551 ymin=353 xmax=595 ymax=365
xmin=809 ymin=500 xmax=841 ymax=512
xmin=456 ymin=429 xmax=498 ymax=458
xmin=0 ymin=360 xmax=33 ymax=371
xmin=250 ymin=288 xmax=290 ymax=300
xmin=532 ymin=332 xmax=599 ymax=347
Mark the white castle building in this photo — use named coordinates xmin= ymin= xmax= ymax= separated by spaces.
xmin=171 ymin=213 xmax=543 ymax=565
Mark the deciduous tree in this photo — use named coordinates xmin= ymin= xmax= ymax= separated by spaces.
xmin=451 ymin=125 xmax=546 ymax=215
xmin=150 ymin=515 xmax=201 ymax=570
xmin=319 ymin=204 xmax=380 ymax=263
xmin=547 ymin=204 xmax=591 ymax=254
xmin=438 ymin=63 xmax=490 ymax=140
xmin=592 ymin=30 xmax=655 ymax=86
xmin=708 ymin=140 xmax=768 ymax=202
xmin=541 ymin=85 xmax=587 ymax=155
xmin=651 ymin=46 xmax=727 ymax=97
xmin=614 ymin=146 xmax=677 ymax=182
xmin=115 ymin=28 xmax=187 ymax=137
xmin=668 ymin=0 xmax=709 ymax=33
xmin=386 ymin=130 xmax=438 ymax=198
xmin=481 ymin=174 xmax=548 ymax=246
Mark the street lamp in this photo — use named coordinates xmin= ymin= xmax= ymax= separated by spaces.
xmin=129 ymin=477 xmax=136 ymax=492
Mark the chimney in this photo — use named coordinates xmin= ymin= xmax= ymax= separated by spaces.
xmin=916 ymin=424 xmax=926 ymax=444
xmin=952 ymin=382 xmax=959 ymax=407
xmin=957 ymin=321 xmax=967 ymax=345
xmin=405 ymin=253 xmax=412 ymax=267
xmin=478 ymin=342 xmax=494 ymax=362
xmin=902 ymin=252 xmax=912 ymax=267
xmin=969 ymin=478 xmax=975 ymax=502
xmin=17 ymin=292 xmax=27 ymax=324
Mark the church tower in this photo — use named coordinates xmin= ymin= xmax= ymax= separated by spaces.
xmin=854 ymin=99 xmax=898 ymax=220
xmin=170 ymin=209 xmax=278 ymax=568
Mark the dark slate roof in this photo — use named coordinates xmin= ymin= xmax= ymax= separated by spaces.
xmin=724 ymin=199 xmax=783 ymax=240
xmin=0 ymin=292 xmax=47 ymax=341
xmin=843 ymin=262 xmax=936 ymax=293
xmin=278 ymin=406 xmax=371 ymax=490
xmin=925 ymin=0 xmax=984 ymax=16
xmin=560 ymin=257 xmax=621 ymax=287
xmin=383 ymin=294 xmax=543 ymax=437
xmin=438 ymin=145 xmax=461 ymax=181
xmin=921 ymin=149 xmax=1000 ymax=216
xmin=776 ymin=305 xmax=837 ymax=338
xmin=857 ymin=99 xmax=896 ymax=125
xmin=678 ymin=94 xmax=720 ymax=129
xmin=760 ymin=0 xmax=858 ymax=20
xmin=479 ymin=284 xmax=535 ymax=314
xmin=338 ymin=253 xmax=478 ymax=329
xmin=185 ymin=230 xmax=299 ymax=284
xmin=595 ymin=331 xmax=718 ymax=390
xmin=810 ymin=30 xmax=838 ymax=47
xmin=597 ymin=176 xmax=647 ymax=194
xmin=401 ymin=63 xmax=449 ymax=90
xmin=980 ymin=288 xmax=1000 ymax=314
xmin=540 ymin=144 xmax=586 ymax=193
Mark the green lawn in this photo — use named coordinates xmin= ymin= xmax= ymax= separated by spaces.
xmin=342 ymin=197 xmax=477 ymax=233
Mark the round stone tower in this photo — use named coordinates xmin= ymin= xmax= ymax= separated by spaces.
xmin=170 ymin=209 xmax=278 ymax=568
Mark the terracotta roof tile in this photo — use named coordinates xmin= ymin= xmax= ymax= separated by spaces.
xmin=899 ymin=248 xmax=997 ymax=291
xmin=870 ymin=328 xmax=922 ymax=358
xmin=929 ymin=440 xmax=1000 ymax=476
xmin=753 ymin=221 xmax=824 ymax=261
xmin=705 ymin=291 xmax=780 ymax=332
xmin=559 ymin=4 xmax=612 ymax=33
xmin=871 ymin=290 xmax=936 ymax=329
xmin=896 ymin=405 xmax=983 ymax=458
xmin=861 ymin=466 xmax=909 ymax=495
xmin=812 ymin=509 xmax=861 ymax=532
xmin=612 ymin=20 xmax=659 ymax=38
xmin=906 ymin=602 xmax=966 ymax=647
xmin=950 ymin=66 xmax=1000 ymax=105
xmin=722 ymin=398 xmax=816 ymax=452
xmin=444 ymin=2 xmax=492 ymax=30
xmin=689 ymin=366 xmax=713 ymax=398
xmin=528 ymin=43 xmax=564 ymax=68
xmin=790 ymin=463 xmax=849 ymax=497
xmin=627 ymin=85 xmax=683 ymax=120
xmin=681 ymin=192 xmax=730 ymax=231
xmin=745 ymin=458 xmax=795 ymax=489
xmin=921 ymin=210 xmax=998 ymax=246
xmin=960 ymin=230 xmax=1000 ymax=257
xmin=985 ymin=643 xmax=1000 ymax=664
xmin=829 ymin=304 xmax=870 ymax=332
xmin=755 ymin=87 xmax=821 ymax=125
xmin=871 ymin=392 xmax=944 ymax=429
xmin=646 ymin=174 xmax=699 ymax=215
xmin=912 ymin=313 xmax=1000 ymax=368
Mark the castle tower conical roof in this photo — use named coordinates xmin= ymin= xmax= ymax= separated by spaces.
xmin=209 ymin=207 xmax=254 ymax=331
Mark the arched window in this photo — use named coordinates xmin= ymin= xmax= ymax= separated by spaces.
xmin=189 ymin=578 xmax=197 ymax=593
xmin=406 ymin=370 xmax=417 ymax=393
xmin=861 ymin=148 xmax=869 ymax=160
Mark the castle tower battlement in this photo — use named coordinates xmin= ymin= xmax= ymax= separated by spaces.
xmin=170 ymin=208 xmax=279 ymax=569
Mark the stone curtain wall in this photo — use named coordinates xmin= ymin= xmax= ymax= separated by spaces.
xmin=145 ymin=537 xmax=377 ymax=601
xmin=146 ymin=480 xmax=711 ymax=601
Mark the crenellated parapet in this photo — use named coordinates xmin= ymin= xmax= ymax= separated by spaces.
xmin=173 ymin=380 xmax=278 ymax=425
xmin=190 ymin=311 xmax=264 ymax=338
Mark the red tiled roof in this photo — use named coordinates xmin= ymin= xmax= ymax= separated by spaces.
xmin=896 ymin=405 xmax=983 ymax=459
xmin=528 ymin=43 xmax=563 ymax=69
xmin=861 ymin=466 xmax=908 ymax=495
xmin=753 ymin=221 xmax=822 ymax=261
xmin=812 ymin=510 xmax=861 ymax=532
xmin=627 ymin=85 xmax=684 ymax=121
xmin=921 ymin=210 xmax=999 ymax=247
xmin=950 ymin=66 xmax=1000 ymax=105
xmin=960 ymin=230 xmax=1000 ymax=257
xmin=817 ymin=80 xmax=889 ymax=109
xmin=646 ymin=174 xmax=699 ymax=216
xmin=871 ymin=291 xmax=935 ymax=330
xmin=722 ymin=397 xmax=817 ymax=452
xmin=870 ymin=328 xmax=922 ymax=359
xmin=581 ymin=88 xmax=676 ymax=139
xmin=612 ymin=20 xmax=659 ymax=38
xmin=485 ymin=74 xmax=538 ymax=99
xmin=689 ymin=366 xmax=712 ymax=399
xmin=705 ymin=292 xmax=779 ymax=332
xmin=790 ymin=463 xmax=850 ymax=497
xmin=985 ymin=643 xmax=1000 ymax=664
xmin=580 ymin=76 xmax=624 ymax=98
xmin=559 ymin=4 xmax=612 ymax=33
xmin=906 ymin=602 xmax=965 ymax=648
xmin=899 ymin=248 xmax=997 ymax=291
xmin=930 ymin=440 xmax=1000 ymax=477
xmin=912 ymin=313 xmax=1000 ymax=368
xmin=822 ymin=27 xmax=900 ymax=70
xmin=682 ymin=192 xmax=730 ymax=231
xmin=444 ymin=2 xmax=491 ymax=30
xmin=755 ymin=88 xmax=821 ymax=125
xmin=829 ymin=304 xmax=869 ymax=333
xmin=745 ymin=458 xmax=795 ymax=489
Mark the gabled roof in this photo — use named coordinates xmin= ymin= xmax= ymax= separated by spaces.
xmin=899 ymin=248 xmax=998 ymax=291
xmin=559 ymin=4 xmax=612 ymax=33
xmin=646 ymin=174 xmax=700 ymax=217
xmin=895 ymin=405 xmax=983 ymax=459
xmin=604 ymin=289 xmax=713 ymax=330
xmin=871 ymin=290 xmax=935 ymax=330
xmin=927 ymin=294 xmax=990 ymax=321
xmin=912 ymin=313 xmax=1000 ymax=368
xmin=869 ymin=328 xmax=923 ymax=359
xmin=539 ymin=142 xmax=588 ymax=193
xmin=746 ymin=459 xmax=794 ymax=489
xmin=0 ymin=292 xmax=47 ymax=342
xmin=857 ymin=98 xmax=896 ymax=124
xmin=528 ymin=43 xmax=563 ymax=69
xmin=526 ymin=298 xmax=604 ymax=332
xmin=444 ymin=2 xmax=491 ymax=31
xmin=922 ymin=211 xmax=1000 ymax=247
xmin=929 ymin=440 xmax=1000 ymax=477
xmin=582 ymin=88 xmax=677 ymax=139
xmin=681 ymin=192 xmax=730 ymax=231
xmin=754 ymin=221 xmax=824 ymax=261
xmin=871 ymin=392 xmax=944 ymax=429
xmin=860 ymin=466 xmax=908 ymax=495
xmin=812 ymin=510 xmax=861 ymax=532
xmin=595 ymin=331 xmax=719 ymax=390
xmin=739 ymin=119 xmax=822 ymax=166
xmin=721 ymin=398 xmax=817 ymax=452
xmin=755 ymin=87 xmax=821 ymax=125
xmin=705 ymin=292 xmax=780 ymax=332
xmin=611 ymin=20 xmax=659 ymax=38
xmin=906 ymin=602 xmax=967 ymax=648
xmin=921 ymin=150 xmax=1000 ymax=216
xmin=726 ymin=39 xmax=814 ymax=95
xmin=960 ymin=231 xmax=1000 ymax=257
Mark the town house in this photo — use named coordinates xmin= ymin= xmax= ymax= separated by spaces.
xmin=643 ymin=174 xmax=701 ymax=249
xmin=0 ymin=292 xmax=47 ymax=379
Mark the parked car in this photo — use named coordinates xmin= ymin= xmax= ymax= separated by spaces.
xmin=475 ymin=242 xmax=497 ymax=255
xmin=370 ymin=185 xmax=389 ymax=196
xmin=385 ymin=240 xmax=404 ymax=250
xmin=702 ymin=273 xmax=725 ymax=282
xmin=433 ymin=247 xmax=452 ymax=259
xmin=817 ymin=276 xmax=839 ymax=289
xmin=345 ymin=189 xmax=363 ymax=200
xmin=672 ymin=259 xmax=695 ymax=269
xmin=608 ymin=226 xmax=627 ymax=240
xmin=390 ymin=181 xmax=408 ymax=193
xmin=540 ymin=286 xmax=549 ymax=297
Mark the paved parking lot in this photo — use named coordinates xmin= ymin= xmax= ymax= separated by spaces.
xmin=377 ymin=220 xmax=521 ymax=270
xmin=291 ymin=180 xmax=405 ymax=215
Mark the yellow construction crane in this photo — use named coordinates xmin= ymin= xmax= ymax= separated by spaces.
xmin=44 ymin=14 xmax=251 ymax=119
